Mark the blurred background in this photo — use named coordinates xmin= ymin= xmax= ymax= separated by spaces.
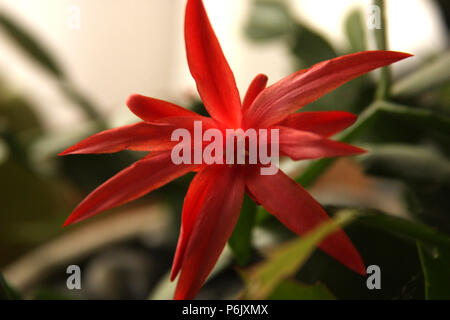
xmin=0 ymin=0 xmax=449 ymax=300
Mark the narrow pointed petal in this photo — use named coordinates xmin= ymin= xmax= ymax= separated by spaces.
xmin=246 ymin=167 xmax=365 ymax=275
xmin=242 ymin=74 xmax=268 ymax=113
xmin=277 ymin=126 xmax=366 ymax=160
xmin=280 ymin=111 xmax=357 ymax=137
xmin=171 ymin=166 xmax=220 ymax=281
xmin=59 ymin=116 xmax=218 ymax=155
xmin=126 ymin=94 xmax=197 ymax=122
xmin=63 ymin=152 xmax=199 ymax=226
xmin=59 ymin=122 xmax=175 ymax=155
xmin=246 ymin=51 xmax=412 ymax=128
xmin=185 ymin=0 xmax=242 ymax=127
xmin=173 ymin=165 xmax=245 ymax=299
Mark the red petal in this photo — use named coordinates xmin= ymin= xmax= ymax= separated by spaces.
xmin=185 ymin=0 xmax=242 ymax=127
xmin=242 ymin=74 xmax=268 ymax=113
xmin=59 ymin=122 xmax=175 ymax=155
xmin=280 ymin=111 xmax=357 ymax=137
xmin=246 ymin=51 xmax=412 ymax=128
xmin=173 ymin=165 xmax=245 ymax=299
xmin=59 ymin=116 xmax=218 ymax=155
xmin=277 ymin=126 xmax=366 ymax=160
xmin=246 ymin=167 xmax=365 ymax=275
xmin=171 ymin=166 xmax=218 ymax=282
xmin=63 ymin=152 xmax=199 ymax=226
xmin=126 ymin=94 xmax=197 ymax=122
xmin=245 ymin=187 xmax=261 ymax=206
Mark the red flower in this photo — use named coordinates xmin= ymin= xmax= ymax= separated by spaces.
xmin=60 ymin=0 xmax=411 ymax=299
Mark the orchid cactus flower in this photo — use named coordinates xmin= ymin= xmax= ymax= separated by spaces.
xmin=60 ymin=0 xmax=411 ymax=299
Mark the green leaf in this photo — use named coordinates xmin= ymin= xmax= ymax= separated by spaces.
xmin=360 ymin=144 xmax=450 ymax=184
xmin=354 ymin=210 xmax=450 ymax=250
xmin=245 ymin=0 xmax=293 ymax=42
xmin=405 ymin=183 xmax=450 ymax=234
xmin=288 ymin=23 xmax=373 ymax=114
xmin=0 ymin=272 xmax=19 ymax=300
xmin=268 ymin=280 xmax=335 ymax=300
xmin=296 ymin=101 xmax=450 ymax=187
xmin=360 ymin=146 xmax=450 ymax=233
xmin=288 ymin=23 xmax=337 ymax=68
xmin=0 ymin=11 xmax=65 ymax=79
xmin=417 ymin=242 xmax=450 ymax=300
xmin=378 ymin=102 xmax=450 ymax=134
xmin=357 ymin=146 xmax=450 ymax=233
xmin=0 ymin=12 xmax=105 ymax=126
xmin=240 ymin=210 xmax=356 ymax=299
xmin=305 ymin=217 xmax=426 ymax=299
xmin=392 ymin=51 xmax=450 ymax=97
xmin=255 ymin=205 xmax=271 ymax=225
xmin=228 ymin=194 xmax=257 ymax=266
xmin=358 ymin=102 xmax=450 ymax=156
xmin=345 ymin=9 xmax=367 ymax=53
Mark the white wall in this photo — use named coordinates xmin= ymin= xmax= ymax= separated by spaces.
xmin=0 ymin=0 xmax=447 ymax=131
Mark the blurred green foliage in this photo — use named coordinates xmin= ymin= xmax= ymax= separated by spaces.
xmin=240 ymin=211 xmax=355 ymax=299
xmin=418 ymin=241 xmax=450 ymax=299
xmin=345 ymin=9 xmax=367 ymax=53
xmin=241 ymin=0 xmax=450 ymax=300
xmin=0 ymin=272 xmax=21 ymax=300
xmin=228 ymin=194 xmax=257 ymax=266
xmin=268 ymin=280 xmax=335 ymax=300
xmin=0 ymin=0 xmax=448 ymax=300
xmin=0 ymin=7 xmax=123 ymax=267
xmin=0 ymin=12 xmax=65 ymax=79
